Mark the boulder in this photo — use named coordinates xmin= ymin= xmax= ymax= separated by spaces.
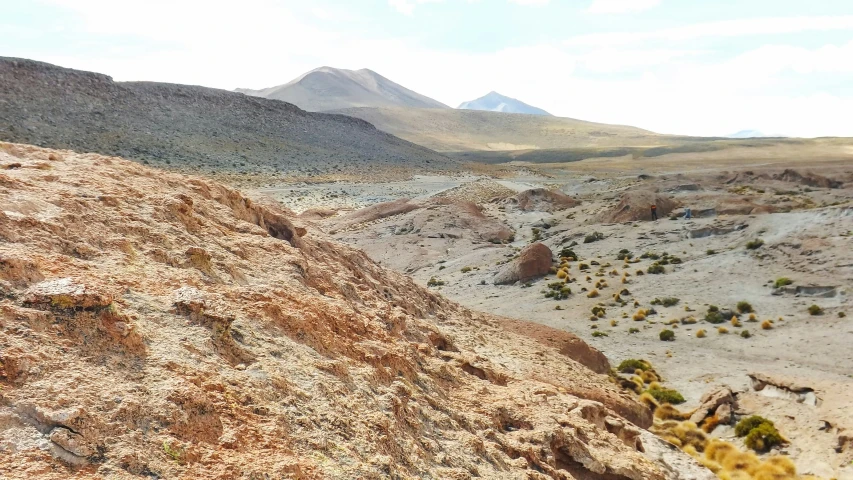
xmin=23 ymin=278 xmax=112 ymax=310
xmin=689 ymin=386 xmax=736 ymax=424
xmin=494 ymin=243 xmax=552 ymax=285
xmin=513 ymin=188 xmax=580 ymax=212
xmin=600 ymin=190 xmax=680 ymax=223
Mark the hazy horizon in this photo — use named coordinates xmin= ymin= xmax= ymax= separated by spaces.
xmin=4 ymin=0 xmax=852 ymax=137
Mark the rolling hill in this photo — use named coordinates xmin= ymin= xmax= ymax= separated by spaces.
xmin=328 ymin=106 xmax=658 ymax=153
xmin=236 ymin=66 xmax=449 ymax=112
xmin=0 ymin=58 xmax=455 ymax=177
xmin=458 ymin=91 xmax=551 ymax=116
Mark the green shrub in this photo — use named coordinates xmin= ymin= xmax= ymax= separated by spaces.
xmin=745 ymin=423 xmax=785 ymax=452
xmin=808 ymin=304 xmax=824 ymax=315
xmin=736 ymin=301 xmax=754 ymax=314
xmin=579 ymin=263 xmax=590 ymax=270
xmin=840 ymin=312 xmax=847 ymax=318
xmin=559 ymin=247 xmax=577 ymax=259
xmin=584 ymin=232 xmax=605 ymax=244
xmin=746 ymin=239 xmax=764 ymax=250
xmin=628 ymin=327 xmax=640 ymax=334
xmin=461 ymin=266 xmax=472 ymax=273
xmin=616 ymin=249 xmax=633 ymax=260
xmin=774 ymin=277 xmax=793 ymax=288
xmin=651 ymin=297 xmax=680 ymax=307
xmin=640 ymin=252 xmax=660 ymax=260
xmin=706 ymin=249 xmax=717 ymax=255
xmin=592 ymin=331 xmax=608 ymax=337
xmin=647 ymin=263 xmax=665 ymax=274
xmin=427 ymin=277 xmax=445 ymax=287
xmin=591 ymin=306 xmax=607 ymax=318
xmin=645 ymin=386 xmax=685 ymax=405
xmin=617 ymin=359 xmax=651 ymax=373
xmin=741 ymin=330 xmax=751 ymax=338
xmin=735 ymin=415 xmax=772 ymax=437
xmin=704 ymin=310 xmax=725 ymax=324
xmin=659 ymin=329 xmax=675 ymax=341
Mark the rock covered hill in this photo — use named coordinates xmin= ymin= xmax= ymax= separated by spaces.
xmin=236 ymin=66 xmax=450 ymax=112
xmin=0 ymin=58 xmax=454 ymax=178
xmin=458 ymin=91 xmax=552 ymax=116
xmin=0 ymin=142 xmax=712 ymax=479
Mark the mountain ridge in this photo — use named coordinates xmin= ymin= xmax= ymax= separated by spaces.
xmin=0 ymin=57 xmax=455 ymax=178
xmin=458 ymin=91 xmax=552 ymax=116
xmin=236 ymin=66 xmax=449 ymax=112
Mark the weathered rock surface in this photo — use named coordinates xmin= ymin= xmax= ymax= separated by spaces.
xmin=600 ymin=190 xmax=680 ymax=223
xmin=494 ymin=242 xmax=553 ymax=285
xmin=0 ymin=142 xmax=695 ymax=479
xmin=512 ymin=188 xmax=580 ymax=212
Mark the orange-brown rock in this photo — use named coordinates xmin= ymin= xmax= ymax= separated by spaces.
xmin=494 ymin=242 xmax=553 ymax=285
xmin=0 ymin=142 xmax=702 ymax=479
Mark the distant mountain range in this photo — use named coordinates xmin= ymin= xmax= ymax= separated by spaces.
xmin=458 ymin=91 xmax=551 ymax=116
xmin=727 ymin=130 xmax=787 ymax=139
xmin=236 ymin=67 xmax=449 ymax=112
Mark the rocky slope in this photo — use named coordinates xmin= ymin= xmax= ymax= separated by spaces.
xmin=0 ymin=142 xmax=712 ymax=479
xmin=237 ymin=66 xmax=449 ymax=112
xmin=0 ymin=58 xmax=454 ymax=178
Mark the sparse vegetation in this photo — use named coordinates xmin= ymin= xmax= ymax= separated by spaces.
xmin=616 ymin=249 xmax=633 ymax=260
xmin=808 ymin=304 xmax=824 ymax=315
xmin=736 ymin=301 xmax=754 ymax=314
xmin=647 ymin=263 xmax=665 ymax=274
xmin=584 ymin=231 xmax=605 ymax=244
xmin=650 ymin=297 xmax=680 ymax=307
xmin=645 ymin=385 xmax=685 ymax=405
xmin=617 ymin=359 xmax=651 ymax=373
xmin=774 ymin=277 xmax=793 ymax=288
xmin=427 ymin=277 xmax=445 ymax=287
xmin=659 ymin=329 xmax=675 ymax=341
xmin=735 ymin=416 xmax=785 ymax=452
xmin=745 ymin=238 xmax=764 ymax=250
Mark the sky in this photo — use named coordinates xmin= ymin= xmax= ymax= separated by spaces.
xmin=3 ymin=0 xmax=853 ymax=137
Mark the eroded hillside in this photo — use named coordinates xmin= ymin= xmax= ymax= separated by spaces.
xmin=0 ymin=142 xmax=712 ymax=479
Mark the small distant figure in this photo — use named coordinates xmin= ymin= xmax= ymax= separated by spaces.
xmin=651 ymin=204 xmax=658 ymax=221
xmin=684 ymin=207 xmax=692 ymax=219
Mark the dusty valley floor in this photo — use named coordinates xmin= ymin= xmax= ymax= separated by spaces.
xmin=249 ymin=153 xmax=853 ymax=479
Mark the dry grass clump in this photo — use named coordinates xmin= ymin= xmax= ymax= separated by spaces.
xmin=696 ymin=329 xmax=707 ymax=338
xmin=587 ymin=289 xmax=600 ymax=298
xmin=718 ymin=326 xmax=729 ymax=334
xmin=731 ymin=316 xmax=742 ymax=327
xmin=651 ymin=297 xmax=680 ymax=307
xmin=610 ymin=319 xmax=618 ymax=327
xmin=616 ymin=359 xmax=652 ymax=373
xmin=748 ymin=313 xmax=757 ymax=322
xmin=557 ymin=269 xmax=568 ymax=279
xmin=591 ymin=305 xmax=606 ymax=318
xmin=633 ymin=310 xmax=646 ymax=321
xmin=681 ymin=317 xmax=697 ymax=325
xmin=761 ymin=320 xmax=773 ymax=330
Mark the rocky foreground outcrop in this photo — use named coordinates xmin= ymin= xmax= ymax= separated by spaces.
xmin=0 ymin=142 xmax=706 ymax=479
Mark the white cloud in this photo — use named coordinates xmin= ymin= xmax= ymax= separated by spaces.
xmin=388 ymin=0 xmax=443 ymax=16
xmin=508 ymin=0 xmax=550 ymax=6
xmin=15 ymin=1 xmax=853 ymax=137
xmin=567 ymin=15 xmax=853 ymax=46
xmin=586 ymin=0 xmax=660 ymax=15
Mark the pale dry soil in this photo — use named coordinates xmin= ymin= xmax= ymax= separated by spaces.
xmin=265 ymin=157 xmax=853 ymax=478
